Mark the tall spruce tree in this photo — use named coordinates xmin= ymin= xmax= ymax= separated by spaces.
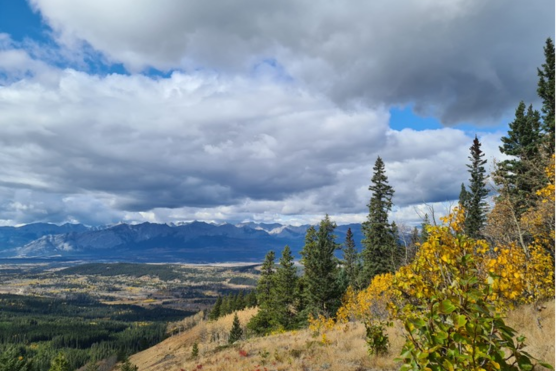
xmin=208 ymin=296 xmax=222 ymax=320
xmin=272 ymin=245 xmax=299 ymax=330
xmin=342 ymin=228 xmax=361 ymax=290
xmin=300 ymin=215 xmax=341 ymax=317
xmin=538 ymin=37 xmax=555 ymax=152
xmin=496 ymin=102 xmax=543 ymax=216
xmin=257 ymin=250 xmax=276 ymax=305
xmin=247 ymin=250 xmax=276 ymax=334
xmin=465 ymin=136 xmax=489 ymax=238
xmin=361 ymin=156 xmax=396 ymax=284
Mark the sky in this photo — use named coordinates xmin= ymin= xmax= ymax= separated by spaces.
xmin=0 ymin=0 xmax=553 ymax=228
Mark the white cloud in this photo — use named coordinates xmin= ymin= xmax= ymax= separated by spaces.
xmin=0 ymin=16 xmax=514 ymax=226
xmin=28 ymin=0 xmax=554 ymax=124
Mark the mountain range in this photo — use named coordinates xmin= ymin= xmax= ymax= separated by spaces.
xmin=0 ymin=221 xmax=364 ymax=263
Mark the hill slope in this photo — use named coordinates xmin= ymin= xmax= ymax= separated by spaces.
xmin=128 ymin=301 xmax=555 ymax=371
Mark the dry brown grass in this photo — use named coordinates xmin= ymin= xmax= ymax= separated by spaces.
xmin=505 ymin=299 xmax=555 ymax=370
xmin=129 ymin=300 xmax=555 ymax=371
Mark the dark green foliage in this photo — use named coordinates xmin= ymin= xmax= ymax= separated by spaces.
xmin=464 ymin=136 xmax=489 ymax=239
xmin=342 ymin=228 xmax=361 ymax=290
xmin=420 ymin=214 xmax=430 ymax=243
xmin=301 ymin=215 xmax=341 ymax=317
xmin=119 ymin=359 xmax=138 ymax=371
xmin=256 ymin=251 xmax=276 ymax=306
xmin=191 ymin=342 xmax=199 ymax=359
xmin=0 ymin=294 xmax=183 ymax=371
xmin=361 ymin=157 xmax=396 ymax=284
xmin=58 ymin=263 xmax=184 ymax=281
xmin=496 ymin=102 xmax=543 ymax=216
xmin=272 ymin=245 xmax=299 ymax=330
xmin=228 ymin=276 xmax=258 ymax=286
xmin=207 ymin=290 xmax=256 ymax=321
xmin=48 ymin=353 xmax=70 ymax=371
xmin=247 ymin=251 xmax=277 ymax=334
xmin=228 ymin=313 xmax=243 ymax=344
xmin=0 ymin=346 xmax=31 ymax=371
xmin=390 ymin=222 xmax=404 ymax=269
xmin=245 ymin=290 xmax=257 ymax=307
xmin=458 ymin=183 xmax=470 ymax=210
xmin=208 ymin=296 xmax=222 ymax=320
xmin=365 ymin=323 xmax=389 ymax=356
xmin=538 ymin=37 xmax=555 ymax=152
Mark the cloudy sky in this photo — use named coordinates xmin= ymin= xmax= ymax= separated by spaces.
xmin=0 ymin=0 xmax=553 ymax=227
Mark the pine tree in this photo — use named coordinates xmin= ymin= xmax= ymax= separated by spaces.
xmin=49 ymin=353 xmax=71 ymax=371
xmin=247 ymin=250 xmax=276 ymax=334
xmin=208 ymin=296 xmax=222 ymax=320
xmin=246 ymin=290 xmax=257 ymax=307
xmin=301 ymin=216 xmax=341 ymax=317
xmin=465 ymin=136 xmax=489 ymax=238
xmin=191 ymin=341 xmax=199 ymax=359
xmin=361 ymin=157 xmax=396 ymax=284
xmin=272 ymin=245 xmax=299 ymax=330
xmin=342 ymin=228 xmax=360 ymax=290
xmin=228 ymin=313 xmax=243 ymax=344
xmin=538 ymin=37 xmax=555 ymax=152
xmin=496 ymin=103 xmax=542 ymax=216
xmin=257 ymin=250 xmax=276 ymax=306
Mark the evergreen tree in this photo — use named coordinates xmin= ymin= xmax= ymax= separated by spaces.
xmin=221 ymin=295 xmax=231 ymax=316
xmin=390 ymin=221 xmax=404 ymax=269
xmin=256 ymin=250 xmax=276 ymax=306
xmin=191 ymin=341 xmax=199 ymax=359
xmin=496 ymin=103 xmax=542 ymax=216
xmin=228 ymin=313 xmax=243 ymax=344
xmin=465 ymin=136 xmax=489 ymax=238
xmin=361 ymin=156 xmax=396 ymax=284
xmin=119 ymin=359 xmax=138 ymax=371
xmin=342 ymin=228 xmax=361 ymax=290
xmin=420 ymin=213 xmax=430 ymax=243
xmin=246 ymin=291 xmax=257 ymax=307
xmin=538 ymin=37 xmax=555 ymax=152
xmin=247 ymin=251 xmax=276 ymax=334
xmin=300 ymin=215 xmax=341 ymax=317
xmin=208 ymin=296 xmax=222 ymax=320
xmin=0 ymin=346 xmax=29 ymax=371
xmin=48 ymin=353 xmax=71 ymax=371
xmin=272 ymin=245 xmax=299 ymax=330
xmin=459 ymin=183 xmax=470 ymax=210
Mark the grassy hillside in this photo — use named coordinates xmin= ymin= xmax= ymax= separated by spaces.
xmin=128 ymin=300 xmax=555 ymax=371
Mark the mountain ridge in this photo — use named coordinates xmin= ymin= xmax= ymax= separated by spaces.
xmin=0 ymin=221 xmax=364 ymax=263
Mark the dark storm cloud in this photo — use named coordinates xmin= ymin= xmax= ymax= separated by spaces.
xmin=31 ymin=0 xmax=555 ymax=125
